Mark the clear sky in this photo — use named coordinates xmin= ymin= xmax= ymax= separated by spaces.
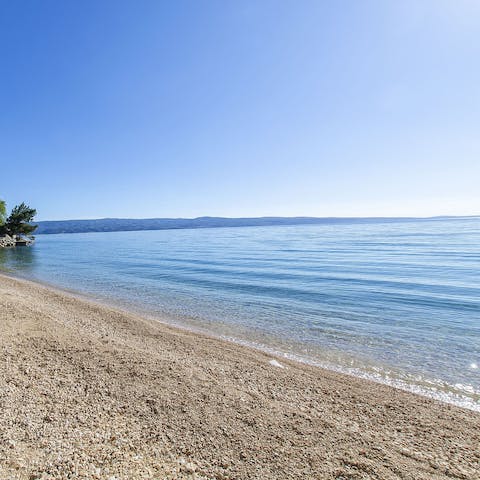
xmin=1 ymin=0 xmax=479 ymax=220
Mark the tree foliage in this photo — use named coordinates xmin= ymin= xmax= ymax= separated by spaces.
xmin=0 ymin=199 xmax=6 ymax=226
xmin=4 ymin=202 xmax=38 ymax=236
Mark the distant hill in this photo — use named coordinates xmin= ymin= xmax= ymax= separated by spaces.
xmin=33 ymin=215 xmax=470 ymax=235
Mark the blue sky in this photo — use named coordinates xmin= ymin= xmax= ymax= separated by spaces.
xmin=1 ymin=0 xmax=479 ymax=220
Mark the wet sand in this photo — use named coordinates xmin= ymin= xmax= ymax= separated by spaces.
xmin=0 ymin=273 xmax=478 ymax=479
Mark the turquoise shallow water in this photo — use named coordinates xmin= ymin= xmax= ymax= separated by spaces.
xmin=1 ymin=217 xmax=479 ymax=410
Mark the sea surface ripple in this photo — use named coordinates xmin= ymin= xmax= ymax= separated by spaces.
xmin=1 ymin=217 xmax=479 ymax=410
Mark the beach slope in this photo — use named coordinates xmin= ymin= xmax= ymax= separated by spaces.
xmin=0 ymin=274 xmax=478 ymax=479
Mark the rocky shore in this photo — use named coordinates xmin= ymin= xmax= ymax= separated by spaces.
xmin=0 ymin=273 xmax=479 ymax=479
xmin=0 ymin=234 xmax=16 ymax=248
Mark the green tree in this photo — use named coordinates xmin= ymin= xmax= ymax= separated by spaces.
xmin=5 ymin=203 xmax=38 ymax=236
xmin=0 ymin=199 xmax=6 ymax=226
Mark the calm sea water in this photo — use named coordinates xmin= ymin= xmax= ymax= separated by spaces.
xmin=1 ymin=218 xmax=479 ymax=410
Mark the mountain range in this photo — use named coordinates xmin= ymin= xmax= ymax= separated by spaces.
xmin=33 ymin=215 xmax=469 ymax=235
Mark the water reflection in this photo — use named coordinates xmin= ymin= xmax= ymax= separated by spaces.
xmin=0 ymin=245 xmax=36 ymax=273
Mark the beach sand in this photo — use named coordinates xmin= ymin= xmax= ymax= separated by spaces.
xmin=0 ymin=273 xmax=478 ymax=479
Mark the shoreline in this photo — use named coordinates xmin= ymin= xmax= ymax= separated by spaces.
xmin=1 ymin=273 xmax=479 ymax=479
xmin=4 ymin=271 xmax=479 ymax=413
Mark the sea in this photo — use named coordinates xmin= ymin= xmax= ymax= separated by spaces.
xmin=1 ymin=217 xmax=479 ymax=411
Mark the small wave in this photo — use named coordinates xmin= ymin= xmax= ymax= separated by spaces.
xmin=212 ymin=334 xmax=480 ymax=412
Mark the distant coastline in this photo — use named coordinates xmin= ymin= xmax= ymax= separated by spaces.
xmin=34 ymin=214 xmax=478 ymax=235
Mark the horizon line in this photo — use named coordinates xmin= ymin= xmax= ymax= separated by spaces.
xmin=36 ymin=214 xmax=480 ymax=223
